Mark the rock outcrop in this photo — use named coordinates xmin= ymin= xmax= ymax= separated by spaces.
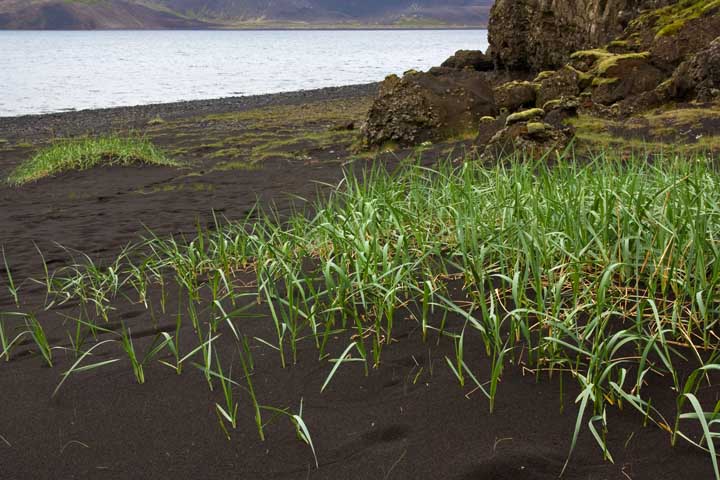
xmin=489 ymin=0 xmax=675 ymax=71
xmin=481 ymin=108 xmax=574 ymax=159
xmin=361 ymin=70 xmax=497 ymax=147
xmin=493 ymin=81 xmax=538 ymax=112
xmin=441 ymin=50 xmax=494 ymax=72
xmin=663 ymin=37 xmax=720 ymax=102
xmin=360 ymin=0 xmax=720 ymax=155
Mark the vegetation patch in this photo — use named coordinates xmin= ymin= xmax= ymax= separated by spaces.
xmin=569 ymin=108 xmax=720 ymax=153
xmin=7 ymin=135 xmax=179 ymax=185
xmin=628 ymin=0 xmax=720 ymax=38
xmin=2 ymin=155 xmax=719 ymax=475
xmin=569 ymin=49 xmax=613 ymax=62
xmin=595 ymin=52 xmax=650 ymax=76
xmin=211 ymin=160 xmax=261 ymax=172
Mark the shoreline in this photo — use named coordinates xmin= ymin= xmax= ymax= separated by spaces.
xmin=0 ymin=83 xmax=379 ymax=140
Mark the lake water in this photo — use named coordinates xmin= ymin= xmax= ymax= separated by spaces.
xmin=0 ymin=29 xmax=488 ymax=117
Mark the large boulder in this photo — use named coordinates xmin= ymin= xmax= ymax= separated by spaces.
xmin=441 ymin=50 xmax=495 ymax=72
xmin=361 ymin=70 xmax=497 ymax=147
xmin=662 ymin=37 xmax=720 ymax=102
xmin=493 ymin=81 xmax=539 ymax=112
xmin=482 ymin=118 xmax=574 ymax=159
xmin=535 ymin=66 xmax=583 ymax=107
xmin=489 ymin=0 xmax=676 ymax=72
xmin=590 ymin=53 xmax=665 ymax=105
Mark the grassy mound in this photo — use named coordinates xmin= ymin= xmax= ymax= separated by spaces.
xmin=7 ymin=135 xmax=178 ymax=185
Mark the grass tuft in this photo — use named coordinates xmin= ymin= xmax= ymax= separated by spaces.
xmin=7 ymin=135 xmax=179 ymax=185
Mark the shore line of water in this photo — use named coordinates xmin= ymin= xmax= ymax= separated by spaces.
xmin=0 ymin=83 xmax=379 ymax=140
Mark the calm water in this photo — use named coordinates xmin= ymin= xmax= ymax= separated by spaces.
xmin=0 ymin=30 xmax=488 ymax=117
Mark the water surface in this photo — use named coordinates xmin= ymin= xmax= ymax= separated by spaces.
xmin=0 ymin=29 xmax=488 ymax=117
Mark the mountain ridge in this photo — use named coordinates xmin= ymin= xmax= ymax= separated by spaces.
xmin=0 ymin=0 xmax=494 ymax=29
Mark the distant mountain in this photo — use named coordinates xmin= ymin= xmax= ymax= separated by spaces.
xmin=0 ymin=0 xmax=494 ymax=29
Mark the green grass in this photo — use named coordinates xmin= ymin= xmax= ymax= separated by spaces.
xmin=3 ymin=150 xmax=720 ymax=474
xmin=7 ymin=135 xmax=179 ymax=185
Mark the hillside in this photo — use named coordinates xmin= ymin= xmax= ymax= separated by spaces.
xmin=0 ymin=0 xmax=494 ymax=29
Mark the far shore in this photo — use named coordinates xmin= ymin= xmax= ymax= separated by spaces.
xmin=1 ymin=26 xmax=488 ymax=32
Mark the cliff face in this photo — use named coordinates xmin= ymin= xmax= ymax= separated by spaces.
xmin=488 ymin=0 xmax=674 ymax=71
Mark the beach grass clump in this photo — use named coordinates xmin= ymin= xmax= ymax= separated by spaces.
xmin=3 ymin=150 xmax=720 ymax=475
xmin=7 ymin=135 xmax=179 ymax=185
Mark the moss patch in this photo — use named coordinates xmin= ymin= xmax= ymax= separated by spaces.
xmin=595 ymin=52 xmax=650 ymax=76
xmin=569 ymin=105 xmax=720 ymax=153
xmin=570 ymin=49 xmax=613 ymax=62
xmin=628 ymin=0 xmax=720 ymax=38
xmin=506 ymin=108 xmax=545 ymax=125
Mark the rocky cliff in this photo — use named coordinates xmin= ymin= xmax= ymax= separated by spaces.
xmin=362 ymin=0 xmax=720 ymax=156
xmin=488 ymin=0 xmax=675 ymax=71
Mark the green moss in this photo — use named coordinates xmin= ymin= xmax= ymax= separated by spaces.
xmin=211 ymin=160 xmax=260 ymax=172
xmin=506 ymin=108 xmax=545 ymax=126
xmin=570 ymin=49 xmax=613 ymax=62
xmin=542 ymin=99 xmax=562 ymax=111
xmin=637 ymin=0 xmax=720 ymax=38
xmin=526 ymin=122 xmax=547 ymax=135
xmin=595 ymin=52 xmax=650 ymax=76
xmin=568 ymin=108 xmax=720 ymax=153
xmin=138 ymin=182 xmax=215 ymax=194
xmin=533 ymin=71 xmax=556 ymax=82
xmin=645 ymin=106 xmax=720 ymax=124
xmin=209 ymin=147 xmax=245 ymax=159
xmin=592 ymin=77 xmax=620 ymax=87
xmin=445 ymin=130 xmax=480 ymax=143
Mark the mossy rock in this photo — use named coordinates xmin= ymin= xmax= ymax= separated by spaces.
xmin=570 ymin=49 xmax=613 ymax=60
xmin=591 ymin=77 xmax=620 ymax=87
xmin=526 ymin=122 xmax=547 ymax=135
xmin=536 ymin=66 xmax=586 ymax=107
xmin=542 ymin=99 xmax=562 ymax=111
xmin=606 ymin=40 xmax=636 ymax=54
xmin=595 ymin=52 xmax=651 ymax=76
xmin=506 ymin=108 xmax=545 ymax=126
xmin=533 ymin=70 xmax=557 ymax=82
xmin=494 ymin=81 xmax=539 ymax=113
xmin=569 ymin=49 xmax=613 ymax=71
xmin=592 ymin=77 xmax=620 ymax=88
